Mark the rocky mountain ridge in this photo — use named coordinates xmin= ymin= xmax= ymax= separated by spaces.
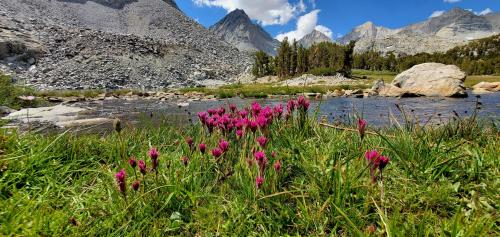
xmin=298 ymin=30 xmax=332 ymax=48
xmin=210 ymin=9 xmax=279 ymax=55
xmin=0 ymin=0 xmax=251 ymax=90
xmin=340 ymin=8 xmax=499 ymax=55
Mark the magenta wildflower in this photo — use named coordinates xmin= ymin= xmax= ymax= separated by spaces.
xmin=273 ymin=104 xmax=283 ymax=117
xmin=256 ymin=115 xmax=268 ymax=128
xmin=251 ymin=102 xmax=261 ymax=116
xmin=254 ymin=151 xmax=266 ymax=162
xmin=254 ymin=151 xmax=268 ymax=173
xmin=236 ymin=129 xmax=244 ymax=138
xmin=287 ymin=99 xmax=296 ymax=113
xmin=128 ymin=157 xmax=137 ymax=169
xmin=297 ymin=95 xmax=310 ymax=111
xmin=199 ymin=143 xmax=206 ymax=154
xmin=186 ymin=137 xmax=194 ymax=148
xmin=376 ymin=156 xmax=390 ymax=170
xmin=198 ymin=112 xmax=208 ymax=124
xmin=239 ymin=109 xmax=249 ymax=118
xmin=218 ymin=139 xmax=229 ymax=153
xmin=357 ymin=119 xmax=367 ymax=140
xmin=256 ymin=136 xmax=268 ymax=148
xmin=132 ymin=180 xmax=140 ymax=191
xmin=115 ymin=169 xmax=126 ymax=194
xmin=229 ymin=104 xmax=237 ymax=113
xmin=248 ymin=120 xmax=258 ymax=132
xmin=217 ymin=106 xmax=226 ymax=115
xmin=256 ymin=176 xmax=264 ymax=189
xmin=274 ymin=160 xmax=282 ymax=172
xmin=271 ymin=151 xmax=277 ymax=158
xmin=365 ymin=150 xmax=380 ymax=162
xmin=148 ymin=147 xmax=159 ymax=160
xmin=211 ymin=148 xmax=223 ymax=158
xmin=138 ymin=160 xmax=146 ymax=175
xmin=148 ymin=147 xmax=159 ymax=171
xmin=365 ymin=150 xmax=390 ymax=183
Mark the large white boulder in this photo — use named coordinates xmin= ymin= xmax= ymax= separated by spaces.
xmin=376 ymin=63 xmax=467 ymax=97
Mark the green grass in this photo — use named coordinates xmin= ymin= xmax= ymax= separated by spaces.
xmin=465 ymin=75 xmax=500 ymax=88
xmin=353 ymin=69 xmax=500 ymax=89
xmin=0 ymin=73 xmax=39 ymax=109
xmin=180 ymin=84 xmax=369 ymax=98
xmin=0 ymin=102 xmax=498 ymax=236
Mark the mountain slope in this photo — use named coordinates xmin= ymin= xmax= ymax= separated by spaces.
xmin=210 ymin=9 xmax=279 ymax=55
xmin=341 ymin=8 xmax=499 ymax=55
xmin=0 ymin=0 xmax=251 ymax=89
xmin=339 ymin=21 xmax=400 ymax=44
xmin=298 ymin=30 xmax=332 ymax=48
xmin=485 ymin=13 xmax=500 ymax=32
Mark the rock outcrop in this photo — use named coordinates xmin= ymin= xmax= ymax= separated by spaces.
xmin=210 ymin=9 xmax=279 ymax=55
xmin=374 ymin=63 xmax=467 ymax=97
xmin=298 ymin=30 xmax=332 ymax=48
xmin=0 ymin=0 xmax=251 ymax=90
xmin=472 ymin=82 xmax=500 ymax=93
xmin=338 ymin=21 xmax=400 ymax=44
xmin=340 ymin=8 xmax=499 ymax=55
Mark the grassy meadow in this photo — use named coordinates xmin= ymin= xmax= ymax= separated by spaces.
xmin=0 ymin=98 xmax=498 ymax=236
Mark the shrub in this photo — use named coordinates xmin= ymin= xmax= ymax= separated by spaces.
xmin=0 ymin=73 xmax=35 ymax=109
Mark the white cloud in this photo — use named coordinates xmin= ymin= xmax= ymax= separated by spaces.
xmin=466 ymin=8 xmax=494 ymax=16
xmin=193 ymin=0 xmax=307 ymax=26
xmin=275 ymin=10 xmax=332 ymax=41
xmin=443 ymin=0 xmax=462 ymax=3
xmin=477 ymin=8 xmax=493 ymax=16
xmin=429 ymin=10 xmax=445 ymax=18
xmin=315 ymin=25 xmax=332 ymax=38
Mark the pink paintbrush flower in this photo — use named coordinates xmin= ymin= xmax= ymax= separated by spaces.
xmin=128 ymin=157 xmax=137 ymax=169
xmin=199 ymin=143 xmax=206 ymax=154
xmin=365 ymin=150 xmax=380 ymax=163
xmin=229 ymin=104 xmax=237 ymax=113
xmin=218 ymin=139 xmax=229 ymax=153
xmin=251 ymin=102 xmax=261 ymax=116
xmin=132 ymin=180 xmax=140 ymax=191
xmin=115 ymin=169 xmax=126 ymax=194
xmin=138 ymin=160 xmax=146 ymax=175
xmin=256 ymin=136 xmax=268 ymax=148
xmin=255 ymin=176 xmax=264 ymax=189
xmin=211 ymin=148 xmax=223 ymax=158
xmin=148 ymin=147 xmax=159 ymax=160
xmin=186 ymin=137 xmax=194 ymax=148
xmin=357 ymin=119 xmax=367 ymax=140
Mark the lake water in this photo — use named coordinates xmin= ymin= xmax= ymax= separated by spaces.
xmin=70 ymin=91 xmax=499 ymax=132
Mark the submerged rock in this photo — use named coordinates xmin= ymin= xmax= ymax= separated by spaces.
xmin=2 ymin=104 xmax=87 ymax=124
xmin=374 ymin=63 xmax=467 ymax=97
xmin=0 ymin=106 xmax=17 ymax=116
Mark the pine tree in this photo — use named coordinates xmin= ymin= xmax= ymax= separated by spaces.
xmin=291 ymin=39 xmax=298 ymax=76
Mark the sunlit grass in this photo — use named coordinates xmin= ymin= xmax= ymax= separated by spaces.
xmin=0 ymin=99 xmax=498 ymax=235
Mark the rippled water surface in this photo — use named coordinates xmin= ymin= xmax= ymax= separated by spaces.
xmin=73 ymin=91 xmax=499 ymax=132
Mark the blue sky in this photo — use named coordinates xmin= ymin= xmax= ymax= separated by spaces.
xmin=177 ymin=0 xmax=499 ymax=40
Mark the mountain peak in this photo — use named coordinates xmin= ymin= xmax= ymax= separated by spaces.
xmin=435 ymin=7 xmax=475 ymax=19
xmin=225 ymin=9 xmax=251 ymax=22
xmin=299 ymin=29 xmax=332 ymax=48
xmin=360 ymin=21 xmax=374 ymax=27
xmin=210 ymin=9 xmax=279 ymax=55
